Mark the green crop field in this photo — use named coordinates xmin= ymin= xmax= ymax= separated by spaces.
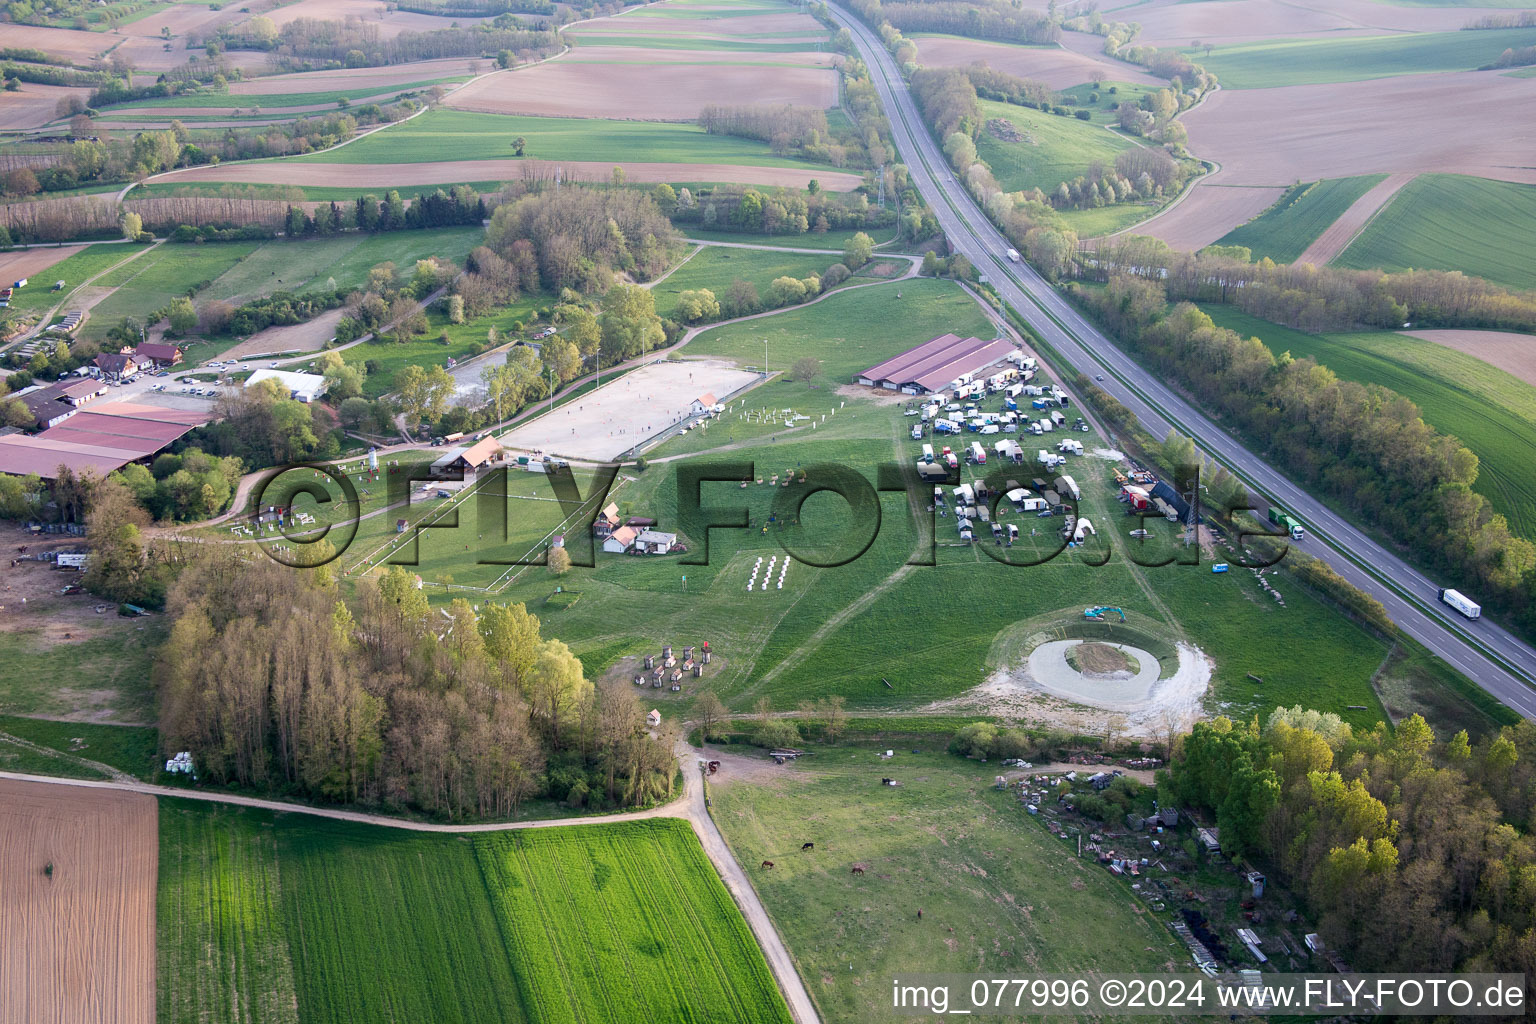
xmin=1215 ymin=175 xmax=1387 ymax=263
xmin=1201 ymin=306 xmax=1536 ymax=543
xmin=973 ymin=98 xmax=1137 ymax=195
xmin=1333 ymin=174 xmax=1536 ymax=290
xmin=157 ymin=802 xmax=791 ymax=1024
xmin=120 ymin=77 xmax=469 ymax=111
xmin=651 ymin=244 xmax=853 ymax=321
xmin=291 ymin=109 xmax=840 ymax=169
xmin=84 ymin=241 xmax=259 ymax=336
xmin=131 ymin=180 xmax=515 ymax=202
xmin=563 ymin=34 xmax=825 ymax=52
xmin=710 ymin=748 xmax=1182 ymax=1023
xmin=201 ymin=226 xmax=483 ymax=303
xmin=1191 ymin=28 xmax=1536 ymax=89
xmin=1059 ymin=202 xmax=1158 ymax=238
xmin=685 ymin=276 xmax=996 ymax=380
xmin=1 ymin=242 xmax=152 ymax=314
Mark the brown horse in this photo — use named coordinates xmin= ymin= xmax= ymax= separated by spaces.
xmin=850 ymin=864 xmax=865 ymax=875
xmin=801 ymin=842 xmax=814 ymax=851
xmin=760 ymin=860 xmax=774 ymax=870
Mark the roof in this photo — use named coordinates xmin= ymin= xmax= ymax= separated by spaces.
xmin=599 ymin=502 xmax=620 ymax=523
xmin=606 ymin=525 xmax=638 ymax=546
xmin=94 ymin=353 xmax=136 ymax=374
xmin=695 ymin=392 xmax=716 ymax=407
xmin=0 ymin=403 xmax=207 ymax=479
xmin=858 ymin=334 xmax=1017 ymax=392
xmin=245 ymin=368 xmax=327 ymax=396
xmin=441 ymin=435 xmax=503 ymax=468
xmin=133 ymin=341 xmax=180 ymax=362
xmin=636 ymin=530 xmax=677 ymax=546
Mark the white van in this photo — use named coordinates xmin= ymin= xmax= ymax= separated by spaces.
xmin=921 ymin=443 xmax=934 ymax=464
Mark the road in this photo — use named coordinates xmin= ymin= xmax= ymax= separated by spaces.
xmin=829 ymin=3 xmax=1536 ymax=716
xmin=0 ymin=738 xmax=822 ymax=1024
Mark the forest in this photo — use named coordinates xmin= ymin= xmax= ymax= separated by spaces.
xmin=483 ymin=187 xmax=680 ymax=294
xmin=156 ymin=553 xmax=679 ymax=819
xmin=1168 ymin=708 xmax=1536 ymax=977
xmin=847 ymin=0 xmax=1058 ymax=45
xmin=1073 ymin=272 xmax=1536 ymax=635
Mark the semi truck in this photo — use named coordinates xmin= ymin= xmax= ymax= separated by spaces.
xmin=1439 ymin=588 xmax=1482 ymax=620
xmin=1268 ymin=506 xmax=1305 ymax=540
xmin=1006 ymin=248 xmax=1021 ymax=263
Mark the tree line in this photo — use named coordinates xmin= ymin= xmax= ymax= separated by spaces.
xmin=848 ymin=0 xmax=1058 ymax=45
xmin=1072 ymin=271 xmax=1536 ymax=636
xmin=1167 ymin=708 xmax=1536 ymax=978
xmin=483 ymin=186 xmax=680 ymax=295
xmin=157 ymin=554 xmax=679 ymax=819
xmin=225 ymin=17 xmax=560 ymax=69
xmin=698 ymin=103 xmax=833 ymax=158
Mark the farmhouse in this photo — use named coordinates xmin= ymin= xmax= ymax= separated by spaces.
xmin=245 ymin=368 xmax=328 ymax=403
xmin=688 ymin=393 xmax=718 ymax=416
xmin=131 ymin=341 xmax=182 ymax=369
xmin=93 ymin=352 xmax=138 ymax=381
xmin=0 ymin=402 xmax=208 ymax=479
xmin=603 ymin=525 xmax=638 ymax=553
xmin=855 ymin=333 xmax=1016 ymax=394
xmin=634 ymin=529 xmax=678 ymax=555
xmin=429 ymin=436 xmax=504 ymax=478
xmin=593 ymin=502 xmax=622 ymax=539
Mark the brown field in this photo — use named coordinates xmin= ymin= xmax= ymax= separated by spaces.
xmin=1408 ymin=330 xmax=1536 ymax=390
xmin=1118 ymin=183 xmax=1284 ymax=249
xmin=0 ymin=778 xmax=156 ymax=1024
xmin=572 ymin=9 xmax=824 ymax=41
xmin=115 ymin=0 xmax=232 ymax=39
xmin=1184 ymin=72 xmax=1536 ymax=187
xmin=445 ymin=60 xmax=837 ymax=119
xmin=156 ymin=158 xmax=866 ymax=190
xmin=1126 ymin=0 xmax=1516 ymax=46
xmin=1295 ymin=172 xmax=1414 ymax=266
xmin=0 ymin=24 xmax=114 ymax=64
xmin=915 ymin=35 xmax=1161 ymax=89
xmin=0 ymin=83 xmax=93 ymax=131
xmin=0 ymin=246 xmax=86 ymax=283
xmin=262 ymin=0 xmax=495 ymax=37
xmin=219 ymin=306 xmax=349 ymax=358
xmin=559 ymin=45 xmax=835 ymax=68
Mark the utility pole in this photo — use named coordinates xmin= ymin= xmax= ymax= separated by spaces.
xmin=548 ymin=363 xmax=557 ymax=414
xmin=763 ymin=337 xmax=768 ymax=376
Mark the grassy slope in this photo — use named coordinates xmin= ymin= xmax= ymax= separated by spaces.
xmin=3 ymin=243 xmax=152 ymax=314
xmin=1333 ymin=174 xmax=1536 ymax=290
xmin=710 ymin=748 xmax=1183 ymax=1024
xmin=0 ymin=714 xmax=159 ymax=777
xmin=0 ymin=622 xmax=161 ymax=722
xmin=84 ymin=241 xmax=258 ymax=336
xmin=1201 ymin=306 xmax=1536 ymax=543
xmin=1192 ymin=28 xmax=1536 ymax=89
xmin=157 ymin=801 xmax=791 ymax=1024
xmin=120 ymin=77 xmax=468 ymax=111
xmin=201 ymin=226 xmax=483 ymax=303
xmin=1216 ymin=175 xmax=1388 ymax=263
xmin=974 ymin=97 xmax=1136 ymax=195
xmin=292 ymin=109 xmax=840 ymax=169
xmin=650 ymin=245 xmax=846 ymax=320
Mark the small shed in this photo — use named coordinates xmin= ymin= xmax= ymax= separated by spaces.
xmin=646 ymin=709 xmax=661 ymax=727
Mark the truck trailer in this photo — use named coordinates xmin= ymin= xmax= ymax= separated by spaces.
xmin=1267 ymin=506 xmax=1305 ymax=540
xmin=1439 ymin=588 xmax=1482 ymax=620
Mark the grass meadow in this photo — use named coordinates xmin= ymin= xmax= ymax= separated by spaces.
xmin=973 ymin=98 xmax=1136 ymax=196
xmin=651 ymin=245 xmax=856 ymax=321
xmin=1201 ymin=306 xmax=1536 ymax=544
xmin=122 ymin=77 xmax=470 ymax=111
xmin=2 ymin=242 xmax=153 ymax=314
xmin=1191 ymin=28 xmax=1536 ymax=89
xmin=709 ymin=748 xmax=1183 ymax=1024
xmin=0 ymin=622 xmax=161 ymax=723
xmin=1216 ymin=174 xmax=1387 ymax=263
xmin=292 ymin=109 xmax=839 ymax=169
xmin=84 ymin=241 xmax=259 ymax=336
xmin=0 ymin=714 xmax=159 ymax=778
xmin=1333 ymin=174 xmax=1536 ymax=290
xmin=156 ymin=802 xmax=791 ymax=1024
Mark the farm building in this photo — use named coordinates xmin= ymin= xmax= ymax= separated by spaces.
xmin=593 ymin=502 xmax=622 ymax=539
xmin=855 ymin=333 xmax=1017 ymax=394
xmin=0 ymin=402 xmax=208 ymax=480
xmin=646 ymin=710 xmax=662 ymax=727
xmin=634 ymin=529 xmax=678 ymax=555
xmin=245 ymin=368 xmax=328 ymax=403
xmin=93 ymin=352 xmax=138 ymax=381
xmin=15 ymin=378 xmax=106 ymax=429
xmin=688 ymin=393 xmax=719 ymax=415
xmin=131 ymin=341 xmax=182 ymax=369
xmin=429 ymin=436 xmax=504 ymax=478
xmin=603 ymin=525 xmax=638 ymax=553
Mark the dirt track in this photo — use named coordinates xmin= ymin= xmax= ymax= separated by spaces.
xmin=1295 ymin=172 xmax=1415 ymax=266
xmin=0 ymin=778 xmax=156 ymax=1024
xmin=157 ymin=159 xmax=866 ymax=191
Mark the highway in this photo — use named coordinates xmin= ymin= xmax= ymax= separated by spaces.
xmin=828 ymin=4 xmax=1536 ymax=717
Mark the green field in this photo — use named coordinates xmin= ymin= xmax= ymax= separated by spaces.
xmin=0 ymin=621 xmax=161 ymax=723
xmin=1333 ymin=174 xmax=1536 ymax=290
xmin=1215 ymin=175 xmax=1387 ymax=263
xmin=1201 ymin=306 xmax=1536 ymax=543
xmin=973 ymin=97 xmax=1137 ymax=196
xmin=1059 ymin=203 xmax=1158 ymax=238
xmin=651 ymin=244 xmax=852 ymax=321
xmin=200 ymin=226 xmax=483 ymax=303
xmin=291 ymin=109 xmax=840 ymax=169
xmin=681 ymin=224 xmax=900 ymax=251
xmin=562 ymin=34 xmax=826 ymax=52
xmin=1191 ymin=28 xmax=1536 ymax=89
xmin=85 ymin=241 xmax=259 ymax=335
xmin=0 ymin=714 xmax=159 ymax=778
xmin=157 ymin=802 xmax=792 ymax=1024
xmin=710 ymin=748 xmax=1183 ymax=1023
xmin=685 ymin=276 xmax=996 ymax=379
xmin=2 ymin=242 xmax=151 ymax=315
xmin=119 ymin=77 xmax=469 ymax=111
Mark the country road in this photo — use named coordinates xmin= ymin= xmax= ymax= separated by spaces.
xmin=829 ymin=2 xmax=1536 ymax=716
xmin=0 ymin=737 xmax=822 ymax=1024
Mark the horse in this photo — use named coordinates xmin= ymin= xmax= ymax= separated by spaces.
xmin=760 ymin=860 xmax=774 ymax=870
xmin=850 ymin=865 xmax=865 ymax=876
xmin=801 ymin=842 xmax=814 ymax=852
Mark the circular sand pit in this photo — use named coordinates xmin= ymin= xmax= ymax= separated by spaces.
xmin=1029 ymin=639 xmax=1163 ymax=706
